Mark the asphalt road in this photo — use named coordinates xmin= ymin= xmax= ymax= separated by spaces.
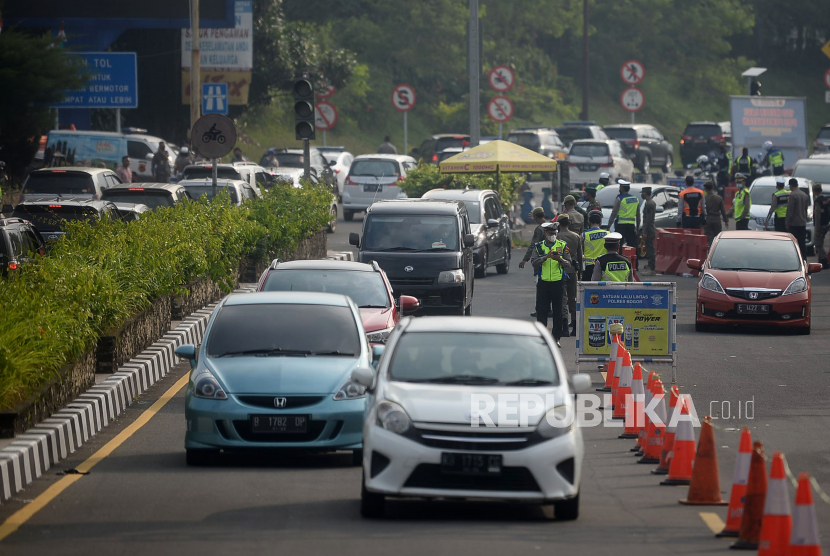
xmin=1 ymin=206 xmax=828 ymax=555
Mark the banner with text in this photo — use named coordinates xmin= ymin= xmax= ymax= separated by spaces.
xmin=182 ymin=0 xmax=252 ymax=71
xmin=730 ymin=96 xmax=808 ymax=166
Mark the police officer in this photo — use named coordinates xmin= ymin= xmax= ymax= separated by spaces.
xmin=728 ymin=174 xmax=752 ymax=230
xmin=582 ymin=210 xmax=608 ymax=280
xmin=703 ymin=180 xmax=728 ymax=247
xmin=734 ymin=147 xmax=754 ymax=181
xmin=562 ymin=195 xmax=585 ymax=235
xmin=608 ymin=180 xmax=639 ymax=248
xmin=639 ymin=187 xmax=657 ymax=275
xmin=716 ymin=141 xmax=732 ymax=191
xmin=583 ymin=186 xmax=601 ymax=214
xmin=530 ymin=221 xmax=570 ymax=347
xmin=765 ymin=176 xmax=789 ymax=232
xmin=591 ymin=233 xmax=633 ymax=282
xmin=677 ymin=175 xmax=707 ymax=229
xmin=763 ymin=141 xmax=785 ymax=176
xmin=813 ymin=183 xmax=830 ymax=268
xmin=556 ymin=214 xmax=582 ymax=337
xmin=596 ymin=172 xmax=610 ymax=191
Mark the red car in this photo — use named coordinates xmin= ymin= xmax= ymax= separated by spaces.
xmin=689 ymin=231 xmax=822 ymax=335
xmin=256 ymin=259 xmax=419 ymax=343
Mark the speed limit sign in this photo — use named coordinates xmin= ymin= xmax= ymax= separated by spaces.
xmin=621 ymin=87 xmax=645 ymax=112
xmin=391 ymin=84 xmax=417 ymax=112
xmin=488 ymin=96 xmax=514 ymax=122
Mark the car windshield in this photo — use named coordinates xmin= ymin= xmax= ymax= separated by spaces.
xmin=274 ymin=153 xmax=304 ymax=168
xmin=437 ymin=150 xmax=463 ymax=163
xmin=793 ymin=163 xmax=830 ymax=184
xmin=684 ymin=124 xmax=721 ymax=137
xmin=435 ymin=137 xmax=468 ymax=151
xmin=23 ymin=172 xmax=96 ymax=195
xmin=604 ymin=128 xmax=637 ymax=140
xmin=750 ymin=184 xmax=810 ymax=205
xmin=817 ymin=128 xmax=830 ymax=139
xmin=709 ymin=238 xmax=800 ymax=272
xmin=12 ymin=205 xmax=99 ymax=232
xmin=570 ymin=143 xmax=609 ymax=158
xmin=349 ymin=160 xmax=400 ymax=178
xmin=261 ymin=270 xmax=390 ymax=308
xmin=388 ymin=332 xmax=559 ymax=385
xmin=555 ymin=127 xmax=592 ymax=144
xmin=181 ymin=167 xmax=241 ymax=180
xmin=102 ymin=190 xmax=174 ymax=210
xmin=363 ymin=215 xmax=459 ymax=251
xmin=424 ymin=198 xmax=480 ymax=224
xmin=507 ymin=134 xmax=541 ymax=150
xmin=182 ymin=185 xmax=239 ymax=204
xmin=207 ymin=304 xmax=361 ymax=358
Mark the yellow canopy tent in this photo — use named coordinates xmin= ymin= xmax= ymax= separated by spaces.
xmin=438 ymin=139 xmax=557 ymax=176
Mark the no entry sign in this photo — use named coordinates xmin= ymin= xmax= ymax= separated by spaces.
xmin=315 ymin=101 xmax=338 ymax=131
xmin=315 ymin=84 xmax=337 ymax=99
xmin=621 ymin=87 xmax=645 ymax=112
xmin=620 ymin=60 xmax=645 ymax=85
xmin=488 ymin=96 xmax=514 ymax=122
xmin=488 ymin=66 xmax=515 ymax=93
xmin=391 ymin=84 xmax=417 ymax=112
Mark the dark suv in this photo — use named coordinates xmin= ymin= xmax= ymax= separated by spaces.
xmin=554 ymin=122 xmax=608 ymax=148
xmin=412 ymin=134 xmax=470 ymax=164
xmin=11 ymin=198 xmax=117 ymax=242
xmin=603 ymin=124 xmax=674 ymax=174
xmin=102 ymin=183 xmax=192 ymax=210
xmin=506 ymin=128 xmax=568 ymax=161
xmin=0 ymin=217 xmax=46 ymax=275
xmin=680 ymin=121 xmax=732 ymax=166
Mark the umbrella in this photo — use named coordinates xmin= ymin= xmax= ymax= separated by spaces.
xmin=438 ymin=139 xmax=557 ymax=176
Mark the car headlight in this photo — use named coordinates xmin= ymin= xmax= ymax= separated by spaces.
xmin=192 ymin=369 xmax=227 ymax=400
xmin=783 ymin=276 xmax=807 ymax=296
xmin=375 ymin=401 xmax=411 ymax=434
xmin=474 ymin=230 xmax=486 ymax=246
xmin=437 ymin=269 xmax=465 ymax=284
xmin=535 ymin=405 xmax=574 ymax=439
xmin=700 ymin=273 xmax=725 ymax=294
xmin=366 ymin=327 xmax=393 ymax=344
xmin=334 ymin=378 xmax=367 ymax=400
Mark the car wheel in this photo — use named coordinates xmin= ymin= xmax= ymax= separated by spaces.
xmin=496 ymin=246 xmax=510 ymax=274
xmin=351 ymin=449 xmax=363 ymax=467
xmin=796 ymin=323 xmax=811 ymax=335
xmin=695 ymin=319 xmax=710 ymax=332
xmin=553 ymin=492 xmax=579 ymax=521
xmin=663 ymin=154 xmax=673 ymax=174
xmin=344 ymin=210 xmax=355 ymax=222
xmin=360 ymin=476 xmax=385 ymax=518
xmin=475 ymin=249 xmax=488 ymax=279
xmin=327 ymin=205 xmax=337 ymax=233
xmin=186 ymin=449 xmax=217 ymax=466
xmin=641 ymin=156 xmax=651 ymax=174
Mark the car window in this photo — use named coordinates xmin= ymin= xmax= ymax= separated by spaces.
xmin=127 ymin=141 xmax=153 ymax=160
xmin=255 ymin=172 xmax=272 ymax=188
xmin=181 ymin=185 xmax=240 ymax=204
xmin=363 ymin=215 xmax=459 ymax=251
xmin=652 ymin=191 xmax=669 ymax=206
xmin=435 ymin=137 xmax=469 ymax=151
xmin=507 ymin=133 xmax=541 ymax=150
xmin=709 ymin=238 xmax=800 ymax=272
xmin=274 ymin=153 xmax=304 ymax=168
xmin=684 ymin=124 xmax=722 ymax=137
xmin=108 ymin=174 xmax=122 ymax=188
xmin=570 ymin=143 xmax=610 ymax=158
xmin=22 ymin=229 xmax=42 ymax=254
xmin=242 ymin=186 xmax=256 ymax=200
xmin=0 ymin=232 xmax=9 ymax=262
xmin=817 ymin=128 xmax=830 ymax=139
xmin=666 ymin=191 xmax=679 ymax=207
xmin=23 ymin=172 xmax=96 ymax=196
xmin=604 ymin=128 xmax=636 ymax=141
xmin=349 ymin=159 xmax=401 ymax=178
xmin=12 ymin=205 xmax=100 ymax=232
xmin=261 ymin=269 xmax=390 ymax=308
xmin=101 ymin=189 xmax=175 ymax=210
xmin=485 ymin=198 xmax=500 ymax=220
xmin=182 ymin=166 xmax=241 ymax=180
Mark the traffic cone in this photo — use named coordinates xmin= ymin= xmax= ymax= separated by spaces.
xmin=609 ymin=343 xmax=626 ymax=408
xmin=661 ymin=396 xmax=695 ymax=485
xmin=757 ymin=452 xmax=792 ymax=556
xmin=731 ymin=442 xmax=767 ymax=550
xmin=598 ymin=333 xmax=623 ymax=392
xmin=680 ymin=416 xmax=727 ymax=504
xmin=633 ymin=369 xmax=655 ymax=453
xmin=790 ymin=472 xmax=822 ymax=556
xmin=652 ymin=385 xmax=680 ymax=475
xmin=638 ymin=379 xmax=666 ymax=464
xmin=717 ymin=427 xmax=753 ymax=537
xmin=612 ymin=351 xmax=633 ymax=420
xmin=620 ymin=362 xmax=645 ymax=439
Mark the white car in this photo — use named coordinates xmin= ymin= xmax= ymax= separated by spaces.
xmin=178 ymin=179 xmax=258 ymax=206
xmin=747 ymin=176 xmax=815 ymax=254
xmin=319 ymin=148 xmax=355 ymax=197
xmin=341 ymin=154 xmax=417 ymax=221
xmin=568 ymin=139 xmax=634 ymax=187
xmin=352 ymin=316 xmax=591 ymax=520
xmin=269 ymin=168 xmax=338 ymax=234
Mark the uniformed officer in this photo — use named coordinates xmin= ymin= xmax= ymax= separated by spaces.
xmin=727 ymin=174 xmax=752 ymax=230
xmin=608 ymin=180 xmax=639 ymax=248
xmin=703 ymin=180 xmax=728 ymax=247
xmin=639 ymin=187 xmax=657 ymax=275
xmin=813 ymin=183 xmax=830 ymax=268
xmin=556 ymin=214 xmax=582 ymax=337
xmin=583 ymin=187 xmax=601 ymax=214
xmin=591 ymin=233 xmax=633 ymax=282
xmin=562 ymin=195 xmax=585 ymax=235
xmin=519 ymin=207 xmax=548 ymax=270
xmin=763 ymin=141 xmax=785 ymax=176
xmin=530 ymin=221 xmax=570 ymax=346
xmin=766 ymin=176 xmax=789 ymax=232
xmin=733 ymin=147 xmax=754 ymax=181
xmin=677 ymin=175 xmax=707 ymax=229
xmin=596 ymin=172 xmax=610 ymax=191
xmin=582 ymin=210 xmax=608 ymax=280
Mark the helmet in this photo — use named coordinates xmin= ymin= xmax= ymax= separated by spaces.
xmin=696 ymin=154 xmax=709 ymax=165
xmin=599 ymin=172 xmax=610 ymax=181
xmin=541 ymin=221 xmax=559 ymax=233
xmin=180 ymin=147 xmax=189 ymax=155
xmin=763 ymin=141 xmax=773 ymax=151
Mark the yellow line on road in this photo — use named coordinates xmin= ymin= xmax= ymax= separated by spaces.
xmin=699 ymin=512 xmax=726 ymax=535
xmin=0 ymin=373 xmax=189 ymax=543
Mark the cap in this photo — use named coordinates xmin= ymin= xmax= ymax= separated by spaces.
xmin=556 ymin=213 xmax=570 ymax=225
xmin=584 ymin=186 xmax=597 ymax=195
xmin=531 ymin=207 xmax=546 ymax=217
xmin=641 ymin=186 xmax=652 ymax=195
xmin=618 ymin=179 xmax=631 ymax=188
xmin=775 ymin=176 xmax=786 ymax=186
xmin=599 ymin=172 xmax=610 ymax=180
xmin=563 ymin=195 xmax=576 ymax=204
xmin=735 ymin=173 xmax=747 ymax=182
xmin=605 ymin=232 xmax=623 ymax=243
xmin=541 ymin=221 xmax=559 ymax=232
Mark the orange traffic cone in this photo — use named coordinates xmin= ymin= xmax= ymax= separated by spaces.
xmin=731 ymin=442 xmax=767 ymax=550
xmin=652 ymin=385 xmax=680 ymax=475
xmin=638 ymin=379 xmax=666 ymax=464
xmin=790 ymin=472 xmax=823 ymax=556
xmin=717 ymin=427 xmax=753 ymax=537
xmin=620 ymin=362 xmax=645 ymax=439
xmin=609 ymin=345 xmax=626 ymax=408
xmin=661 ymin=396 xmax=695 ymax=485
xmin=598 ymin=333 xmax=623 ymax=392
xmin=634 ymin=371 xmax=657 ymax=454
xmin=612 ymin=351 xmax=632 ymax=420
xmin=757 ymin=452 xmax=792 ymax=556
xmin=680 ymin=416 xmax=727 ymax=504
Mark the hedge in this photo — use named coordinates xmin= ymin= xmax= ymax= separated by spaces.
xmin=0 ymin=183 xmax=332 ymax=410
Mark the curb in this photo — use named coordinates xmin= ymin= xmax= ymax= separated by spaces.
xmin=0 ymin=303 xmax=219 ymax=504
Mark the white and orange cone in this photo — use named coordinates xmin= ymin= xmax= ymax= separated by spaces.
xmin=757 ymin=452 xmax=792 ymax=556
xmin=716 ymin=427 xmax=753 ymax=537
xmin=598 ymin=333 xmax=623 ymax=392
xmin=790 ymin=472 xmax=823 ymax=556
xmin=652 ymin=385 xmax=679 ymax=475
xmin=638 ymin=379 xmax=666 ymax=464
xmin=660 ymin=396 xmax=695 ymax=486
xmin=612 ymin=351 xmax=633 ymax=420
xmin=620 ymin=362 xmax=645 ymax=439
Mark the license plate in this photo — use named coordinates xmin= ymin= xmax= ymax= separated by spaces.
xmin=736 ymin=304 xmax=770 ymax=315
xmin=441 ymin=453 xmax=502 ymax=476
xmin=250 ymin=414 xmax=308 ymax=433
xmin=363 ymin=184 xmax=382 ymax=193
xmin=577 ymin=164 xmax=599 ymax=172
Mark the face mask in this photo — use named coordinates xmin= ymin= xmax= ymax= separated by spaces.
xmin=737 ymin=183 xmax=744 ymax=189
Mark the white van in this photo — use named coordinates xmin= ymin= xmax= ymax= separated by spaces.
xmin=341 ymin=154 xmax=417 ymax=221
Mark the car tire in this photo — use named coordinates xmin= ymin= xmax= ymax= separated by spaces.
xmin=344 ymin=210 xmax=355 ymax=222
xmin=553 ymin=492 xmax=579 ymax=521
xmin=663 ymin=154 xmax=673 ymax=174
xmin=475 ymin=249 xmax=488 ymax=279
xmin=496 ymin=246 xmax=510 ymax=274
xmin=641 ymin=156 xmax=651 ymax=174
xmin=796 ymin=323 xmax=811 ymax=335
xmin=360 ymin=476 xmax=385 ymax=518
xmin=351 ymin=449 xmax=363 ymax=467
xmin=695 ymin=319 xmax=710 ymax=332
xmin=327 ymin=205 xmax=337 ymax=233
xmin=186 ymin=449 xmax=217 ymax=466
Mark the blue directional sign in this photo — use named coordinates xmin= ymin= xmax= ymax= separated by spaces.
xmin=202 ymin=83 xmax=229 ymax=115
xmin=53 ymin=52 xmax=138 ymax=109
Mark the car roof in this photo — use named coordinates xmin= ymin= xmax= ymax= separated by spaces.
xmin=186 ymin=163 xmax=239 ymax=169
xmin=404 ymin=316 xmax=542 ymax=336
xmin=604 ymin=124 xmax=652 ymax=129
xmin=596 ymin=183 xmax=674 ymax=194
xmin=0 ymin=217 xmax=36 ymax=228
xmin=29 ymin=167 xmax=114 ymax=176
xmin=274 ymin=148 xmax=321 ymax=154
xmin=422 ymin=188 xmax=494 ymax=201
xmin=686 ymin=121 xmax=724 ymax=126
xmin=15 ymin=197 xmax=114 ymax=208
xmin=799 ymin=156 xmax=830 ymax=163
xmin=179 ymin=179 xmax=247 ymax=186
xmin=354 ymin=154 xmax=417 ymax=162
xmin=222 ymin=291 xmax=352 ymax=307
xmin=105 ymin=182 xmax=183 ymax=191
xmin=428 ymin=134 xmax=470 ymax=139
xmin=715 ymin=230 xmax=794 ymax=241
xmin=750 ymin=176 xmax=813 ymax=187
xmin=273 ymin=260 xmax=376 ymax=272
xmin=367 ymin=199 xmax=464 ymax=215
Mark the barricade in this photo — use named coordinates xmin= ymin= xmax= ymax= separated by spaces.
xmin=653 ymin=228 xmax=707 ymax=277
xmin=621 ymin=246 xmax=640 ymax=282
xmin=654 ymin=229 xmax=681 ymax=275
xmin=723 ymin=186 xmax=738 ymax=212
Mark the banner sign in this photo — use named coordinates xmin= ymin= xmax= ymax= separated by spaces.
xmin=53 ymin=52 xmax=138 ymax=109
xmin=182 ymin=0 xmax=252 ymax=71
xmin=729 ymin=96 xmax=808 ymax=167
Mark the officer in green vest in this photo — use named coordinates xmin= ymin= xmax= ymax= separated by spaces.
xmin=733 ymin=147 xmax=754 ymax=181
xmin=763 ymin=141 xmax=785 ymax=176
xmin=582 ymin=210 xmax=608 ymax=280
xmin=596 ymin=172 xmax=610 ymax=191
xmin=766 ymin=176 xmax=790 ymax=232
xmin=530 ymin=221 xmax=570 ymax=346
xmin=727 ymin=174 xmax=752 ymax=230
xmin=608 ymin=180 xmax=640 ymax=248
xmin=591 ymin=233 xmax=633 ymax=282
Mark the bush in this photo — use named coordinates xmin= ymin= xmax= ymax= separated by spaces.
xmin=399 ymin=163 xmax=525 ymax=211
xmin=0 ymin=184 xmax=332 ymax=410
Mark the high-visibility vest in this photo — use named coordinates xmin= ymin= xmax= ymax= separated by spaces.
xmin=733 ymin=188 xmax=750 ymax=220
xmin=769 ymin=150 xmax=784 ymax=168
xmin=596 ymin=183 xmax=606 ymax=191
xmin=736 ymin=156 xmax=753 ymax=173
xmin=680 ymin=187 xmax=704 ymax=216
xmin=723 ymin=151 xmax=733 ymax=174
xmin=598 ymin=254 xmax=632 ymax=282
xmin=583 ymin=227 xmax=609 ymax=265
xmin=617 ymin=194 xmax=638 ymax=224
xmin=535 ymin=240 xmax=567 ymax=282
xmin=773 ymin=189 xmax=790 ymax=217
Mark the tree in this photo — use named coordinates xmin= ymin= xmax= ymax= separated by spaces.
xmin=0 ymin=31 xmax=87 ymax=178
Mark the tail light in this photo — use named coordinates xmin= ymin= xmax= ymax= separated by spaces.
xmin=51 ymin=170 xmax=67 ymax=173
xmin=48 ymin=204 xmax=63 ymax=208
xmin=8 ymin=262 xmax=18 ymax=270
xmin=569 ymin=162 xmax=578 ymax=167
xmin=600 ymin=156 xmax=614 ymax=168
xmin=711 ymin=135 xmax=725 ymax=142
xmin=334 ymin=169 xmax=340 ymax=174
xmin=396 ymin=175 xmax=405 ymax=183
xmin=432 ymin=154 xmax=438 ymax=162
xmin=625 ymin=139 xmax=640 ymax=148
xmin=128 ymin=188 xmax=145 ymax=191
xmin=345 ymin=176 xmax=357 ymax=186
xmin=680 ymin=135 xmax=692 ymax=144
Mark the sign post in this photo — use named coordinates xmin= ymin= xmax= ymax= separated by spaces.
xmin=315 ymin=101 xmax=338 ymax=148
xmin=392 ymin=84 xmax=417 ymax=154
xmin=621 ymin=87 xmax=645 ymax=123
xmin=619 ymin=60 xmax=645 ymax=124
xmin=488 ymin=65 xmax=515 ymax=93
xmin=191 ymin=114 xmax=237 ymax=198
xmin=487 ymin=96 xmax=514 ymax=139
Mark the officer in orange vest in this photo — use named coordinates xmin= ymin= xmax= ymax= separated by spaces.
xmin=676 ymin=175 xmax=707 ymax=230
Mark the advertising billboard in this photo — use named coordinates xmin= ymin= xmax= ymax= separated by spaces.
xmin=730 ymin=96 xmax=808 ymax=169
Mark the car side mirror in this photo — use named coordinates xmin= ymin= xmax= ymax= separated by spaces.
xmin=687 ymin=259 xmax=703 ymax=270
xmin=486 ymin=219 xmax=499 ymax=228
xmin=399 ymin=295 xmax=420 ymax=314
xmin=572 ymin=373 xmax=592 ymax=394
xmin=349 ymin=232 xmax=360 ymax=247
xmin=175 ymin=344 xmax=197 ymax=368
xmin=807 ymin=262 xmax=822 ymax=274
xmin=147 ymin=153 xmax=154 ymax=161
xmin=655 ymin=205 xmax=665 ymax=213
xmin=351 ymin=366 xmax=375 ymax=389
xmin=464 ymin=233 xmax=475 ymax=248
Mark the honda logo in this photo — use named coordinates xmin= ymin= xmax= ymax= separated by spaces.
xmin=748 ymin=292 xmax=758 ymax=300
xmin=273 ymin=397 xmax=287 ymax=408
xmin=404 ymin=266 xmax=414 ymax=272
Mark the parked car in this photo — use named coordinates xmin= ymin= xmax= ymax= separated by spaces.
xmin=411 ymin=134 xmax=470 ymax=164
xmin=341 ymin=154 xmax=417 ymax=221
xmin=319 ymin=148 xmax=355 ymax=197
xmin=101 ymin=182 xmax=192 ymax=210
xmin=112 ymin=202 xmax=151 ymax=222
xmin=591 ymin=184 xmax=679 ymax=229
xmin=256 ymin=260 xmax=420 ymax=343
xmin=746 ymin=177 xmax=816 ymax=255
xmin=272 ymin=148 xmax=336 ymax=192
xmin=179 ymin=291 xmax=373 ymax=466
xmin=353 ymin=315 xmax=592 ymax=519
xmin=506 ymin=128 xmax=569 ymax=161
xmin=21 ymin=167 xmax=122 ymax=201
xmin=812 ymin=124 xmax=830 ymax=154
xmin=568 ymin=139 xmax=634 ymax=187
xmin=689 ymin=230 xmax=821 ymax=334
xmin=603 ymin=124 xmax=674 ymax=174
xmin=422 ymin=188 xmax=511 ymax=278
xmin=11 ymin=198 xmax=118 ymax=242
xmin=554 ymin=122 xmax=608 ymax=148
xmin=349 ymin=199 xmax=475 ymax=315
xmin=178 ymin=179 xmax=257 ymax=206
xmin=180 ymin=163 xmax=267 ymax=196
xmin=437 ymin=147 xmax=469 ymax=164
xmin=792 ymin=156 xmax=830 ymax=186
xmin=679 ymin=121 xmax=731 ymax=167
xmin=0 ymin=217 xmax=46 ymax=275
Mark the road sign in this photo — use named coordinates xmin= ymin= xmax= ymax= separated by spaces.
xmin=488 ymin=66 xmax=515 ymax=93
xmin=392 ymin=84 xmax=417 ymax=112
xmin=202 ymin=83 xmax=228 ymax=115
xmin=315 ymin=102 xmax=338 ymax=131
xmin=621 ymin=87 xmax=645 ymax=112
xmin=825 ymin=69 xmax=830 ymax=89
xmin=191 ymin=113 xmax=237 ymax=159
xmin=823 ymin=40 xmax=830 ymax=61
xmin=315 ymin=84 xmax=337 ymax=99
xmin=488 ymin=96 xmax=514 ymax=122
xmin=620 ymin=60 xmax=645 ymax=85
xmin=53 ymin=52 xmax=138 ymax=108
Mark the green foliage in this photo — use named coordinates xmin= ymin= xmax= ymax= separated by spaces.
xmin=399 ymin=163 xmax=524 ymax=212
xmin=0 ymin=185 xmax=331 ymax=410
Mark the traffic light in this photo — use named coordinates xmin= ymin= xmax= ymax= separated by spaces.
xmin=293 ymin=76 xmax=316 ymax=140
xmin=750 ymin=80 xmax=762 ymax=96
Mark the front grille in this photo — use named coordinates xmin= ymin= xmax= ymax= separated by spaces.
xmin=405 ymin=426 xmax=542 ymax=452
xmin=232 ymin=420 xmax=326 ymax=442
xmin=725 ymin=289 xmax=781 ymax=301
xmin=702 ymin=307 xmax=803 ymax=321
xmin=390 ymin=278 xmax=434 ymax=287
xmin=404 ymin=464 xmax=541 ymax=492
xmin=236 ymin=396 xmax=325 ymax=410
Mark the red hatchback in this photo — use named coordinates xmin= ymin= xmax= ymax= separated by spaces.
xmin=256 ymin=259 xmax=419 ymax=343
xmin=689 ymin=231 xmax=822 ymax=335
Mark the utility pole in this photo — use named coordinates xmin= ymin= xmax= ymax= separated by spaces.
xmin=469 ymin=0 xmax=480 ymax=147
xmin=190 ymin=0 xmax=201 ymax=135
xmin=581 ymin=0 xmax=589 ymax=121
